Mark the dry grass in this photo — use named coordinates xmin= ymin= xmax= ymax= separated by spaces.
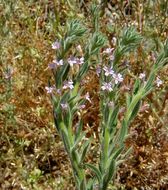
xmin=1 ymin=1 xmax=168 ymax=189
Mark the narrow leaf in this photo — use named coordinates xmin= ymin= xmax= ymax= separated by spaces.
xmin=75 ymin=120 xmax=84 ymax=140
xmin=102 ymin=159 xmax=116 ymax=189
xmin=85 ymin=163 xmax=102 ymax=183
xmin=108 ymin=105 xmax=119 ymax=133
xmin=129 ymin=100 xmax=141 ymax=122
xmin=80 ymin=140 xmax=91 ymax=164
xmin=119 ymin=119 xmax=127 ymax=144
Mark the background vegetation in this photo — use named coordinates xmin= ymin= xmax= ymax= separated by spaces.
xmin=0 ymin=0 xmax=168 ymax=189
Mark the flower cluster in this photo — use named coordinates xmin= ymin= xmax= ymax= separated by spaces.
xmin=45 ymin=86 xmax=55 ymax=94
xmin=46 ymin=42 xmax=85 ymax=96
xmin=45 ymin=80 xmax=74 ymax=94
xmin=63 ymin=80 xmax=74 ymax=90
xmin=103 ymin=66 xmax=114 ymax=76
xmin=52 ymin=40 xmax=61 ymax=50
xmin=103 ymin=47 xmax=115 ymax=61
xmin=48 ymin=59 xmax=63 ymax=69
xmin=101 ymin=82 xmax=113 ymax=92
xmin=68 ymin=56 xmax=84 ymax=67
xmin=101 ymin=65 xmax=124 ymax=92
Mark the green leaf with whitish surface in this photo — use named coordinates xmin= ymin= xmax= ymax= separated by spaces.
xmin=85 ymin=163 xmax=102 ymax=184
xmin=79 ymin=140 xmax=91 ymax=164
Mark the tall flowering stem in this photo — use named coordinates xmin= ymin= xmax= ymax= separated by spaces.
xmin=48 ymin=4 xmax=168 ymax=190
xmin=49 ymin=10 xmax=106 ymax=189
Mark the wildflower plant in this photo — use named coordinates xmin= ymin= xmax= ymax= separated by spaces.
xmin=47 ymin=4 xmax=168 ymax=190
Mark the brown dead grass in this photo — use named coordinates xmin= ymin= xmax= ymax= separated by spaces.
xmin=1 ymin=1 xmax=168 ymax=190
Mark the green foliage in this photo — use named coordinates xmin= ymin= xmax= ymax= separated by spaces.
xmin=113 ymin=27 xmax=143 ymax=65
xmin=49 ymin=2 xmax=168 ymax=189
xmin=120 ymin=27 xmax=143 ymax=49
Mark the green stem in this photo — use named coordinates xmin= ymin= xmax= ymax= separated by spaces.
xmin=60 ymin=122 xmax=86 ymax=190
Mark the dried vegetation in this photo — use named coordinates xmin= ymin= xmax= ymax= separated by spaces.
xmin=0 ymin=0 xmax=168 ymax=189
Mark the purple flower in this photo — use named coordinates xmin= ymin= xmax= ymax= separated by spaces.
xmin=96 ymin=66 xmax=101 ymax=76
xmin=48 ymin=59 xmax=63 ymax=69
xmin=76 ymin=57 xmax=84 ymax=65
xmin=156 ymin=77 xmax=163 ymax=87
xmin=52 ymin=40 xmax=61 ymax=50
xmin=48 ymin=63 xmax=56 ymax=69
xmin=113 ymin=73 xmax=123 ymax=84
xmin=56 ymin=89 xmax=62 ymax=95
xmin=103 ymin=66 xmax=114 ymax=76
xmin=101 ymin=82 xmax=113 ymax=92
xmin=53 ymin=59 xmax=63 ymax=66
xmin=45 ymin=86 xmax=55 ymax=94
xmin=68 ymin=57 xmax=77 ymax=67
xmin=68 ymin=56 xmax=84 ymax=66
xmin=63 ymin=80 xmax=74 ymax=90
